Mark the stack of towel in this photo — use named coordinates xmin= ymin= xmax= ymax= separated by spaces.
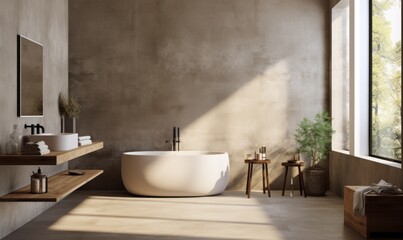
xmin=370 ymin=179 xmax=402 ymax=195
xmin=22 ymin=141 xmax=50 ymax=155
xmin=78 ymin=136 xmax=92 ymax=146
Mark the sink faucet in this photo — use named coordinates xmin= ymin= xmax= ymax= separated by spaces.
xmin=24 ymin=124 xmax=45 ymax=135
xmin=36 ymin=124 xmax=45 ymax=134
xmin=172 ymin=126 xmax=180 ymax=151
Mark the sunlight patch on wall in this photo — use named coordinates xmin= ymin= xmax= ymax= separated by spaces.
xmin=180 ymin=59 xmax=291 ymax=152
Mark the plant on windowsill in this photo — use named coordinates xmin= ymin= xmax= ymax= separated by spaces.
xmin=294 ymin=111 xmax=335 ymax=196
xmin=59 ymin=93 xmax=81 ymax=133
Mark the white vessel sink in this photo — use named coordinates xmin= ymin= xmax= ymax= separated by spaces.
xmin=28 ymin=133 xmax=78 ymax=151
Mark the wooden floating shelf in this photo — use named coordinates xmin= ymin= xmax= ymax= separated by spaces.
xmin=0 ymin=169 xmax=103 ymax=202
xmin=0 ymin=142 xmax=103 ymax=165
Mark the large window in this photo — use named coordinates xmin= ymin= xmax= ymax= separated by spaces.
xmin=370 ymin=0 xmax=401 ymax=162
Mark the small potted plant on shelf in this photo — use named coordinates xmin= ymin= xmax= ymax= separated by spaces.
xmin=294 ymin=111 xmax=335 ymax=196
xmin=59 ymin=93 xmax=81 ymax=133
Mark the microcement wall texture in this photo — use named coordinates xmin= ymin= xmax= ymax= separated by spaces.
xmin=69 ymin=0 xmax=329 ymax=191
xmin=0 ymin=0 xmax=68 ymax=238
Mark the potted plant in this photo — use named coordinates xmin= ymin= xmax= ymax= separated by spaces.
xmin=59 ymin=93 xmax=81 ymax=133
xmin=294 ymin=111 xmax=334 ymax=196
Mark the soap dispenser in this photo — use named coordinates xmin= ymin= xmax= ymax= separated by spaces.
xmin=31 ymin=168 xmax=48 ymax=194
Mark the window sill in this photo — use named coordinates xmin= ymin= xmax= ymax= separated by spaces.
xmin=357 ymin=155 xmax=401 ymax=169
xmin=331 ymin=150 xmax=401 ymax=169
xmin=332 ymin=149 xmax=350 ymax=155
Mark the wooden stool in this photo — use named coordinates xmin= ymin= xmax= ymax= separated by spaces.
xmin=244 ymin=159 xmax=271 ymax=198
xmin=281 ymin=161 xmax=306 ymax=197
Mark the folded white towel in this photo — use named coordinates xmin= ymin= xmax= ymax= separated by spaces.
xmin=21 ymin=149 xmax=50 ymax=155
xmin=25 ymin=141 xmax=46 ymax=147
xmin=79 ymin=139 xmax=92 ymax=146
xmin=78 ymin=136 xmax=91 ymax=141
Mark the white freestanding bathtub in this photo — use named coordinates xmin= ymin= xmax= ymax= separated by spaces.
xmin=121 ymin=151 xmax=230 ymax=197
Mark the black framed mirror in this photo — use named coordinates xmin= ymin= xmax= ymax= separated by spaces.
xmin=17 ymin=35 xmax=43 ymax=117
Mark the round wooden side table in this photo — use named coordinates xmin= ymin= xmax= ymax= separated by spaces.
xmin=281 ymin=161 xmax=306 ymax=197
xmin=244 ymin=159 xmax=271 ymax=198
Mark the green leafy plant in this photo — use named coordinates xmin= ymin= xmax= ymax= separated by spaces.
xmin=58 ymin=93 xmax=81 ymax=118
xmin=294 ymin=111 xmax=335 ymax=166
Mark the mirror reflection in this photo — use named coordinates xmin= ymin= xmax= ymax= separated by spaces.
xmin=17 ymin=35 xmax=43 ymax=117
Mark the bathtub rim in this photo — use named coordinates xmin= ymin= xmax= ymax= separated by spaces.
xmin=122 ymin=151 xmax=228 ymax=157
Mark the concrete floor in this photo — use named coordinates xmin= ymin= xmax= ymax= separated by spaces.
xmin=2 ymin=190 xmax=394 ymax=240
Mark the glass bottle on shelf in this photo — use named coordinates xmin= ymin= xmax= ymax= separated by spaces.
xmin=6 ymin=134 xmax=18 ymax=155
xmin=10 ymin=124 xmax=22 ymax=152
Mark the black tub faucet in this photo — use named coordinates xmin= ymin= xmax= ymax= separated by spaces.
xmin=172 ymin=126 xmax=180 ymax=151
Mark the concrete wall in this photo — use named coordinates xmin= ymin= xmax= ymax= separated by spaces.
xmin=69 ymin=0 xmax=329 ymax=191
xmin=0 ymin=0 xmax=68 ymax=238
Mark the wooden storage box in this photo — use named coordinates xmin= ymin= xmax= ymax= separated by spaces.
xmin=344 ymin=186 xmax=403 ymax=238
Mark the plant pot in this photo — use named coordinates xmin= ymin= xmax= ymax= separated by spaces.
xmin=304 ymin=166 xmax=327 ymax=196
xmin=61 ymin=116 xmax=76 ymax=133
